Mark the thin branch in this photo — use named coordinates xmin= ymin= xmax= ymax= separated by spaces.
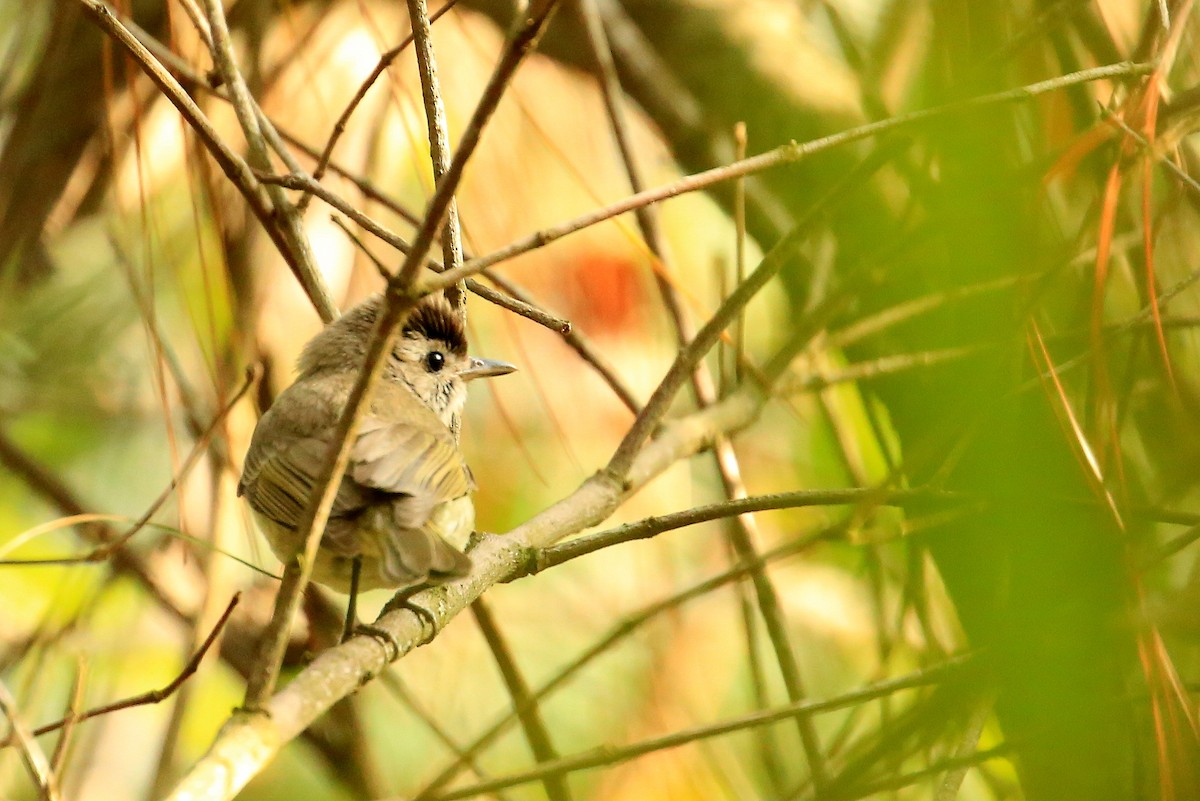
xmin=470 ymin=600 xmax=572 ymax=801
xmin=197 ymin=0 xmax=326 ymax=316
xmin=733 ymin=120 xmax=748 ymax=383
xmin=478 ymin=272 xmax=639 ymax=413
xmin=0 ymin=594 xmax=239 ymax=746
xmin=415 ymin=519 xmax=850 ymax=800
xmin=934 ymin=695 xmax=994 ymax=801
xmin=781 ymin=346 xmax=984 ymax=395
xmin=605 ymin=141 xmax=900 ymax=479
xmin=377 ymin=672 xmax=511 ymax=797
xmin=301 ymin=0 xmax=462 ymax=210
xmin=419 ymin=658 xmax=969 ymax=801
xmin=535 ymin=488 xmax=950 ymax=570
xmin=329 ymin=213 xmax=570 ymax=332
xmin=399 ymin=0 xmax=564 ymax=292
xmin=427 ymin=60 xmax=1153 ymax=289
xmin=259 ymin=171 xmax=430 ymax=262
xmin=820 ymin=745 xmax=1013 ymax=801
xmin=0 ymin=678 xmax=62 ymax=801
xmin=49 ymin=657 xmax=86 ymax=780
xmin=407 ymin=0 xmax=467 ymax=309
xmin=240 ymin=0 xmax=563 ymax=712
xmin=467 ymin=278 xmax=571 ymax=333
xmin=73 ymin=0 xmax=337 ymax=322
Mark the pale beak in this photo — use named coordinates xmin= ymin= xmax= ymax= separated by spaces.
xmin=461 ymin=357 xmax=517 ymax=381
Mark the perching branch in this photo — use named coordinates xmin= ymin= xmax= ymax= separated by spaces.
xmin=162 ymin=376 xmax=761 ymax=800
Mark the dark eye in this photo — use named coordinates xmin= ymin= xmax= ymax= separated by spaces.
xmin=425 ymin=351 xmax=445 ymax=372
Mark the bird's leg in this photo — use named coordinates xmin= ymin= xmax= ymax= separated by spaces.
xmin=341 ymin=555 xmax=364 ymax=643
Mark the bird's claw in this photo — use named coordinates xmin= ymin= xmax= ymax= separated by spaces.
xmin=380 ymin=592 xmax=439 ymax=646
xmin=351 ymin=624 xmax=403 ymax=661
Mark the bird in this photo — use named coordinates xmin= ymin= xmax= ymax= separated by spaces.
xmin=237 ymin=293 xmax=515 ymax=641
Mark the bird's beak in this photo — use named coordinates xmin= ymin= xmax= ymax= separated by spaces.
xmin=461 ymin=357 xmax=517 ymax=381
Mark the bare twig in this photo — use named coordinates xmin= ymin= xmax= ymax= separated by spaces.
xmin=419 ymin=658 xmax=969 ymax=801
xmin=427 ymin=60 xmax=1153 ymax=289
xmin=818 ymin=745 xmax=1012 ymax=801
xmin=301 ymin=0 xmax=462 ymax=210
xmin=259 ymin=171 xmax=430 ymax=261
xmin=733 ymin=121 xmax=748 ymax=383
xmin=73 ymin=0 xmax=337 ymax=322
xmin=0 ymin=594 xmax=239 ymax=747
xmin=0 ymin=677 xmax=62 ymax=801
xmin=197 ymin=0 xmax=327 ymax=317
xmin=935 ymin=695 xmax=994 ymax=801
xmin=414 ymin=519 xmax=851 ymax=800
xmin=407 ymin=0 xmax=467 ymax=309
xmin=535 ymin=487 xmax=949 ymax=569
xmin=606 ymin=140 xmax=899 ymax=479
xmin=470 ymin=600 xmax=572 ymax=801
xmin=376 ymin=672 xmax=509 ymax=796
xmin=329 ymin=213 xmax=570 ymax=332
xmin=48 ymin=657 xmax=87 ymax=779
xmin=478 ymin=272 xmax=639 ymax=412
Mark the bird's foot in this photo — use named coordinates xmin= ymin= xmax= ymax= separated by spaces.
xmin=351 ymin=623 xmax=403 ymax=661
xmin=380 ymin=591 xmax=439 ymax=646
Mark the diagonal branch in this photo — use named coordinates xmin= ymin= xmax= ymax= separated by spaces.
xmin=425 ymin=60 xmax=1152 ymax=289
xmin=74 ymin=0 xmax=338 ymax=322
xmin=425 ymin=658 xmax=969 ymax=801
xmin=161 ymin=376 xmax=762 ymax=801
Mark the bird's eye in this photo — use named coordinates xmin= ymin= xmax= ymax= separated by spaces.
xmin=425 ymin=351 xmax=446 ymax=372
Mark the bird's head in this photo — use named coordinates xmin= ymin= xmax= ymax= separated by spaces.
xmin=297 ymin=294 xmax=515 ymax=427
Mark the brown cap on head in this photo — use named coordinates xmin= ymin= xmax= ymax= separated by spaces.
xmin=297 ymin=294 xmax=467 ymax=376
xmin=404 ymin=297 xmax=466 ymax=356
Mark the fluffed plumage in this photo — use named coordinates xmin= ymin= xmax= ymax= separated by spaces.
xmin=238 ymin=295 xmax=512 ymax=594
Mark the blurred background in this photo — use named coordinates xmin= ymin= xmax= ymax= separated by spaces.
xmin=2 ymin=0 xmax=1200 ymax=799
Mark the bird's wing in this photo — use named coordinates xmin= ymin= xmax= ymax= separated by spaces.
xmin=238 ymin=378 xmax=472 ymax=585
xmin=349 ymin=391 xmax=473 ymax=583
xmin=350 ymin=415 xmax=470 ymax=516
xmin=241 ymin=434 xmax=376 ymax=534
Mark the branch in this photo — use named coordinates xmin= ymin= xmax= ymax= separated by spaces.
xmin=406 ymin=0 xmax=467 ymax=307
xmin=534 ymin=488 xmax=952 ymax=570
xmin=414 ymin=518 xmax=851 ymax=799
xmin=162 ymin=381 xmax=761 ymax=800
xmin=74 ymin=0 xmax=338 ymax=322
xmin=0 ymin=678 xmax=62 ymax=801
xmin=470 ymin=600 xmax=571 ymax=801
xmin=301 ymin=0 xmax=462 ymax=210
xmin=0 ymin=594 xmax=239 ymax=746
xmin=427 ymin=60 xmax=1153 ymax=289
xmin=425 ymin=658 xmax=968 ymax=800
xmin=198 ymin=0 xmax=326 ymax=316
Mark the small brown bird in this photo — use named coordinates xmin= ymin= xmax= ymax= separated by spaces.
xmin=238 ymin=294 xmax=514 ymax=639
